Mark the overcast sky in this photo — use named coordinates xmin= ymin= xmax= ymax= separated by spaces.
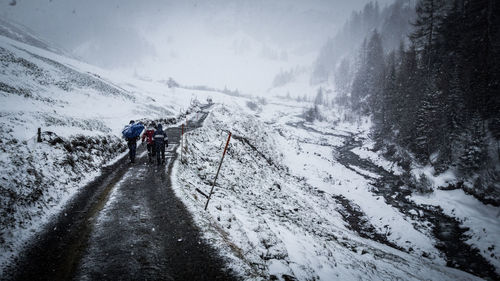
xmin=2 ymin=0 xmax=394 ymax=93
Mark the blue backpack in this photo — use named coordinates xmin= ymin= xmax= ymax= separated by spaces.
xmin=122 ymin=123 xmax=145 ymax=139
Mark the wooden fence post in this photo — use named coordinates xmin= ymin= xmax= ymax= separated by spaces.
xmin=204 ymin=131 xmax=231 ymax=211
xmin=181 ymin=124 xmax=184 ymax=161
xmin=184 ymin=118 xmax=188 ymax=152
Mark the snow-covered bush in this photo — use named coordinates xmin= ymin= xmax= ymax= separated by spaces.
xmin=407 ymin=173 xmax=433 ymax=194
xmin=246 ymin=100 xmax=259 ymax=111
xmin=303 ymin=105 xmax=323 ymax=122
xmin=166 ymin=77 xmax=179 ymax=88
xmin=257 ymin=97 xmax=267 ymax=105
xmin=0 ymin=131 xmax=126 ymax=250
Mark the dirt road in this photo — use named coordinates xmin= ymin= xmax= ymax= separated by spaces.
xmin=5 ymin=105 xmax=239 ymax=281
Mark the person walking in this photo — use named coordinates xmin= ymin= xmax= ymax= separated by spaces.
xmin=141 ymin=122 xmax=156 ymax=163
xmin=123 ymin=120 xmax=141 ymax=163
xmin=153 ymin=123 xmax=168 ymax=165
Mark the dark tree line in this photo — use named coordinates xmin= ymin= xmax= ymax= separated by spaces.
xmin=348 ymin=0 xmax=500 ymax=200
xmin=312 ymin=0 xmax=415 ymax=84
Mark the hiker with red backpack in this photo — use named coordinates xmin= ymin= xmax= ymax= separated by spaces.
xmin=141 ymin=122 xmax=156 ymax=163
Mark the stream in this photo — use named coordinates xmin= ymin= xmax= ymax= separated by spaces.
xmin=289 ymin=121 xmax=498 ymax=280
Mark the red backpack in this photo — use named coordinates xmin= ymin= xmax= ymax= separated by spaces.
xmin=142 ymin=128 xmax=155 ymax=144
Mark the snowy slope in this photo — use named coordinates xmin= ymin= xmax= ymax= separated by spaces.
xmin=0 ymin=18 xmax=68 ymax=57
xmin=0 ymin=32 xmax=231 ymax=271
xmin=171 ymin=101 xmax=496 ymax=280
xmin=1 ymin=17 xmax=499 ymax=281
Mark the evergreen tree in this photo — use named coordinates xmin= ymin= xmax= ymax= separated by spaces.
xmin=342 ymin=0 xmax=499 ymax=199
xmin=351 ymin=39 xmax=369 ymax=112
xmin=351 ymin=31 xmax=385 ymax=114
xmin=334 ymin=58 xmax=351 ymax=106
xmin=381 ymin=0 xmax=416 ymax=50
xmin=459 ymin=114 xmax=488 ymax=174
xmin=410 ymin=0 xmax=448 ymax=70
xmin=460 ymin=0 xmax=499 ymax=121
xmin=380 ymin=51 xmax=398 ymax=138
xmin=314 ymin=87 xmax=324 ymax=105
xmin=395 ymin=44 xmax=420 ymax=147
xmin=430 ymin=65 xmax=464 ymax=166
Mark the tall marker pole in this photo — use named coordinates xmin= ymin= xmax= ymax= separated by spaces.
xmin=185 ymin=118 xmax=188 ymax=152
xmin=181 ymin=124 xmax=184 ymax=161
xmin=204 ymin=132 xmax=231 ymax=210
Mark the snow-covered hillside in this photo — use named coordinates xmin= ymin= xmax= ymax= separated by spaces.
xmin=0 ymin=18 xmax=68 ymax=57
xmin=0 ymin=32 xmax=228 ymax=270
xmin=1 ymin=16 xmax=499 ymax=281
xmin=172 ymin=101 xmax=499 ymax=280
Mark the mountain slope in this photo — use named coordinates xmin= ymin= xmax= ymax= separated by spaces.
xmin=171 ymin=101 xmax=498 ymax=280
xmin=0 ymin=31 xmax=223 ymax=271
xmin=0 ymin=18 xmax=69 ymax=57
xmin=1 ymin=16 xmax=498 ymax=281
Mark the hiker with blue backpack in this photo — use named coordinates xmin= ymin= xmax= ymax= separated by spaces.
xmin=153 ymin=123 xmax=168 ymax=165
xmin=122 ymin=120 xmax=144 ymax=164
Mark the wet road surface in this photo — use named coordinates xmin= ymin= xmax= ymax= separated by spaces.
xmin=75 ymin=143 xmax=236 ymax=281
xmin=5 ymin=105 xmax=239 ymax=281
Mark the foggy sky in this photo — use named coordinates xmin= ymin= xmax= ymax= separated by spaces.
xmin=2 ymin=0 xmax=394 ymax=93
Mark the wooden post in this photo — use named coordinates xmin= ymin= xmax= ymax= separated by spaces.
xmin=181 ymin=124 xmax=184 ymax=161
xmin=37 ymin=128 xmax=42 ymax=142
xmin=204 ymin=132 xmax=231 ymax=211
xmin=184 ymin=118 xmax=188 ymax=152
